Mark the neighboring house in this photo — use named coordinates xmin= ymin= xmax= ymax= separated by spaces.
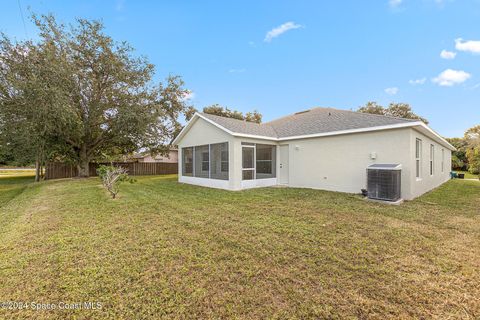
xmin=133 ymin=149 xmax=178 ymax=163
xmin=172 ymin=107 xmax=454 ymax=200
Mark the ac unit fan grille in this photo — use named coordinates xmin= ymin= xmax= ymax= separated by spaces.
xmin=367 ymin=168 xmax=401 ymax=201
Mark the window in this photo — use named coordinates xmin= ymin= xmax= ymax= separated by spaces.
xmin=210 ymin=142 xmax=228 ymax=180
xmin=182 ymin=147 xmax=193 ymax=176
xmin=202 ymin=152 xmax=209 ymax=171
xmin=242 ymin=145 xmax=255 ymax=180
xmin=441 ymin=149 xmax=445 ymax=173
xmin=221 ymin=150 xmax=228 ymax=172
xmin=182 ymin=143 xmax=229 ymax=180
xmin=194 ymin=145 xmax=209 ymax=178
xmin=256 ymin=144 xmax=276 ymax=179
xmin=241 ymin=142 xmax=276 ymax=180
xmin=415 ymin=139 xmax=422 ymax=179
xmin=430 ymin=144 xmax=435 ymax=175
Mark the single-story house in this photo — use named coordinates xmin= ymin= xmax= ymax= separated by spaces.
xmin=132 ymin=149 xmax=178 ymax=163
xmin=172 ymin=107 xmax=455 ymax=200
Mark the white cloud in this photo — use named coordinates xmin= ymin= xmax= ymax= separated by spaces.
xmin=389 ymin=0 xmax=402 ymax=8
xmin=440 ymin=49 xmax=456 ymax=59
xmin=455 ymin=38 xmax=480 ymax=54
xmin=409 ymin=78 xmax=426 ymax=85
xmin=228 ymin=68 xmax=246 ymax=73
xmin=182 ymin=91 xmax=195 ymax=101
xmin=385 ymin=87 xmax=399 ymax=95
xmin=432 ymin=69 xmax=471 ymax=86
xmin=264 ymin=22 xmax=303 ymax=42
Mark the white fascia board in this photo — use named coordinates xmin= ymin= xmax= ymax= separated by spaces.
xmin=415 ymin=122 xmax=456 ymax=151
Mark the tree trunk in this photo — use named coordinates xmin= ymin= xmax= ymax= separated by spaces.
xmin=35 ymin=157 xmax=41 ymax=182
xmin=77 ymin=144 xmax=89 ymax=177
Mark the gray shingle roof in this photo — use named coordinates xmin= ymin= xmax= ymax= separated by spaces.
xmin=200 ymin=113 xmax=278 ymax=138
xmin=200 ymin=107 xmax=418 ymax=139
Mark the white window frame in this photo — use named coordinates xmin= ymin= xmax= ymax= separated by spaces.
xmin=241 ymin=145 xmax=256 ymax=180
xmin=255 ymin=146 xmax=274 ymax=176
xmin=208 ymin=144 xmax=211 ymax=179
xmin=200 ymin=150 xmax=209 ymax=175
xmin=193 ymin=146 xmax=195 ymax=177
xmin=430 ymin=144 xmax=434 ymax=176
xmin=415 ymin=138 xmax=422 ymax=179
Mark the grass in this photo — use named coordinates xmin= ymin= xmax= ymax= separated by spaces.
xmin=0 ymin=175 xmax=479 ymax=319
xmin=0 ymin=169 xmax=36 ymax=177
xmin=453 ymin=170 xmax=479 ymax=179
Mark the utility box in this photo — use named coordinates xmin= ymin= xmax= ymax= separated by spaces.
xmin=367 ymin=164 xmax=402 ymax=201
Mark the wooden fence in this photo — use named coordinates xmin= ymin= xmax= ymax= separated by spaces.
xmin=45 ymin=162 xmax=178 ymax=180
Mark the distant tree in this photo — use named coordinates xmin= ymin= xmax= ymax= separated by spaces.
xmin=244 ymin=111 xmax=263 ymax=124
xmin=357 ymin=102 xmax=429 ymax=124
xmin=465 ymin=125 xmax=480 ymax=141
xmin=446 ymin=137 xmax=469 ymax=170
xmin=357 ymin=101 xmax=385 ymax=115
xmin=466 ymin=148 xmax=480 ymax=175
xmin=447 ymin=125 xmax=480 ymax=174
xmin=203 ymin=104 xmax=262 ymax=123
xmin=465 ymin=125 xmax=480 ymax=174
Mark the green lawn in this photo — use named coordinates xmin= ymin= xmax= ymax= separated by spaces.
xmin=0 ymin=169 xmax=36 ymax=177
xmin=0 ymin=175 xmax=479 ymax=319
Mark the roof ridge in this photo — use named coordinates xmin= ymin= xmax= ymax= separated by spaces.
xmin=263 ymin=108 xmax=319 ymax=124
xmin=264 ymin=106 xmax=420 ymax=124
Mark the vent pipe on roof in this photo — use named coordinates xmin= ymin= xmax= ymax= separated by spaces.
xmin=294 ymin=109 xmax=311 ymax=115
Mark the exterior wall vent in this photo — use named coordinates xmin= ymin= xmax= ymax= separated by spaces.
xmin=366 ymin=164 xmax=402 ymax=201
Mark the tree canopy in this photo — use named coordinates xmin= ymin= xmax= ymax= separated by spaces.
xmin=447 ymin=125 xmax=480 ymax=174
xmin=464 ymin=125 xmax=480 ymax=174
xmin=0 ymin=14 xmax=192 ymax=179
xmin=202 ymin=104 xmax=262 ymax=123
xmin=357 ymin=102 xmax=429 ymax=124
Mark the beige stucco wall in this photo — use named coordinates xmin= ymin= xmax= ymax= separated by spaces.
xmin=407 ymin=128 xmax=452 ymax=199
xmin=284 ymin=128 xmax=414 ymax=198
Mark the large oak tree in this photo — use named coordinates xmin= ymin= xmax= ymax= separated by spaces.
xmin=1 ymin=15 xmax=192 ymax=178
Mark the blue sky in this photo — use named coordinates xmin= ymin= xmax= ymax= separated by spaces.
xmin=2 ymin=0 xmax=480 ymax=137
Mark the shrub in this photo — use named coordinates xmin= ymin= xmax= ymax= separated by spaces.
xmin=97 ymin=165 xmax=134 ymax=199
